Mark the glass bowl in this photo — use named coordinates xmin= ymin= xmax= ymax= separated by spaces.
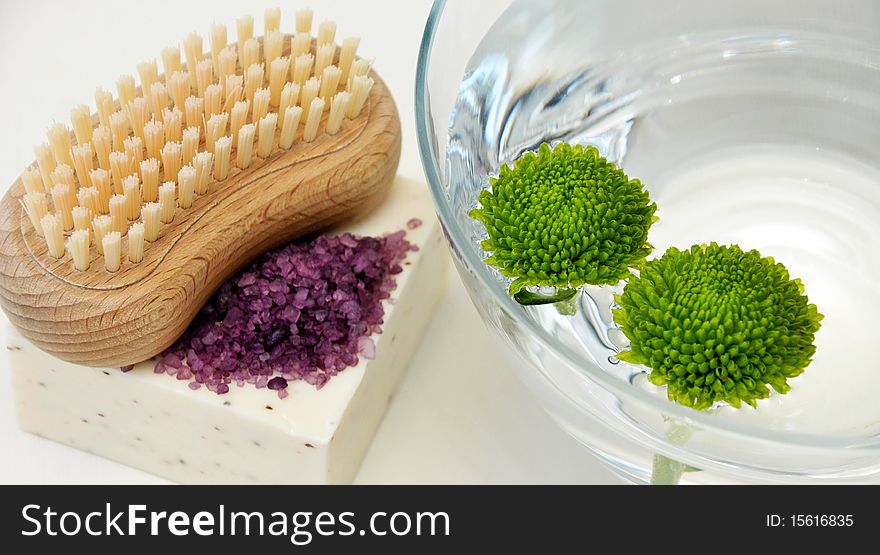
xmin=416 ymin=0 xmax=880 ymax=483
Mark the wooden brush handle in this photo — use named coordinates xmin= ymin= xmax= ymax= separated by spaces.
xmin=0 ymin=71 xmax=400 ymax=367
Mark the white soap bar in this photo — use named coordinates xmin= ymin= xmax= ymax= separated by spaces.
xmin=7 ymin=177 xmax=446 ymax=484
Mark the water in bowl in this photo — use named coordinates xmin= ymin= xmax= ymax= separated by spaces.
xmin=446 ymin=0 xmax=880 ymax=439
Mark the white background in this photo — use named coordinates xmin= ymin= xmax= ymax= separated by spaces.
xmin=0 ymin=0 xmax=619 ymax=484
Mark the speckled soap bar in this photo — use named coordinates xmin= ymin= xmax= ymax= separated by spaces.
xmin=7 ymin=177 xmax=446 ymax=484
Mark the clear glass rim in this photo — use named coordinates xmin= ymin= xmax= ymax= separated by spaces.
xmin=414 ymin=0 xmax=880 ymax=452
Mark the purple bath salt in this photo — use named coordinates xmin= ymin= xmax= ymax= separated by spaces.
xmin=156 ymin=230 xmax=416 ymax=398
xmin=267 ymin=376 xmax=288 ymax=390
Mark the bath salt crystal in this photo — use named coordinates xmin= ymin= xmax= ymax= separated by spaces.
xmin=157 ymin=230 xmax=416 ymax=396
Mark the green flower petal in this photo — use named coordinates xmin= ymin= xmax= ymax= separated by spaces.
xmin=470 ymin=143 xmax=657 ymax=297
xmin=614 ymin=243 xmax=823 ymax=410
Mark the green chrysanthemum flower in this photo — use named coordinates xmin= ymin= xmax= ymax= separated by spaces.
xmin=469 ymin=143 xmax=657 ymax=301
xmin=613 ymin=243 xmax=823 ymax=410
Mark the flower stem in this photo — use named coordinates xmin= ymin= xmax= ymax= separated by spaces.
xmin=650 ymin=454 xmax=685 ymax=485
xmin=513 ymin=287 xmax=577 ymax=306
xmin=649 ymin=420 xmax=698 ymax=485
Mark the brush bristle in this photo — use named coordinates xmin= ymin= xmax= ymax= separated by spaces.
xmin=236 ymin=16 xmax=254 ymax=65
xmin=158 ymin=182 xmax=176 ymax=224
xmin=236 ymin=124 xmax=255 ymax=169
xmin=24 ymin=7 xmax=372 ymax=273
xmin=128 ymin=222 xmax=145 ymax=264
xmin=102 ymin=231 xmax=121 ymax=272
xmin=210 ymin=23 xmax=228 ymax=75
xmin=116 ymin=75 xmax=137 ymax=110
xmin=265 ymin=7 xmax=282 ymax=35
xmin=41 ymin=214 xmax=64 ymax=258
xmin=92 ymin=215 xmax=112 ymax=255
xmin=21 ymin=191 xmax=48 ymax=237
xmin=178 ymin=165 xmax=196 ymax=209
xmin=141 ymin=203 xmax=161 ymax=242
xmin=21 ymin=168 xmax=44 ymax=196
xmin=162 ymin=46 xmax=182 ymax=78
xmin=109 ymin=195 xmax=128 ymax=235
xmin=68 ymin=229 xmax=91 ymax=271
xmin=72 ymin=205 xmax=91 ymax=231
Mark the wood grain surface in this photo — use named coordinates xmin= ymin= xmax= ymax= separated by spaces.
xmin=0 ymin=70 xmax=400 ymax=367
